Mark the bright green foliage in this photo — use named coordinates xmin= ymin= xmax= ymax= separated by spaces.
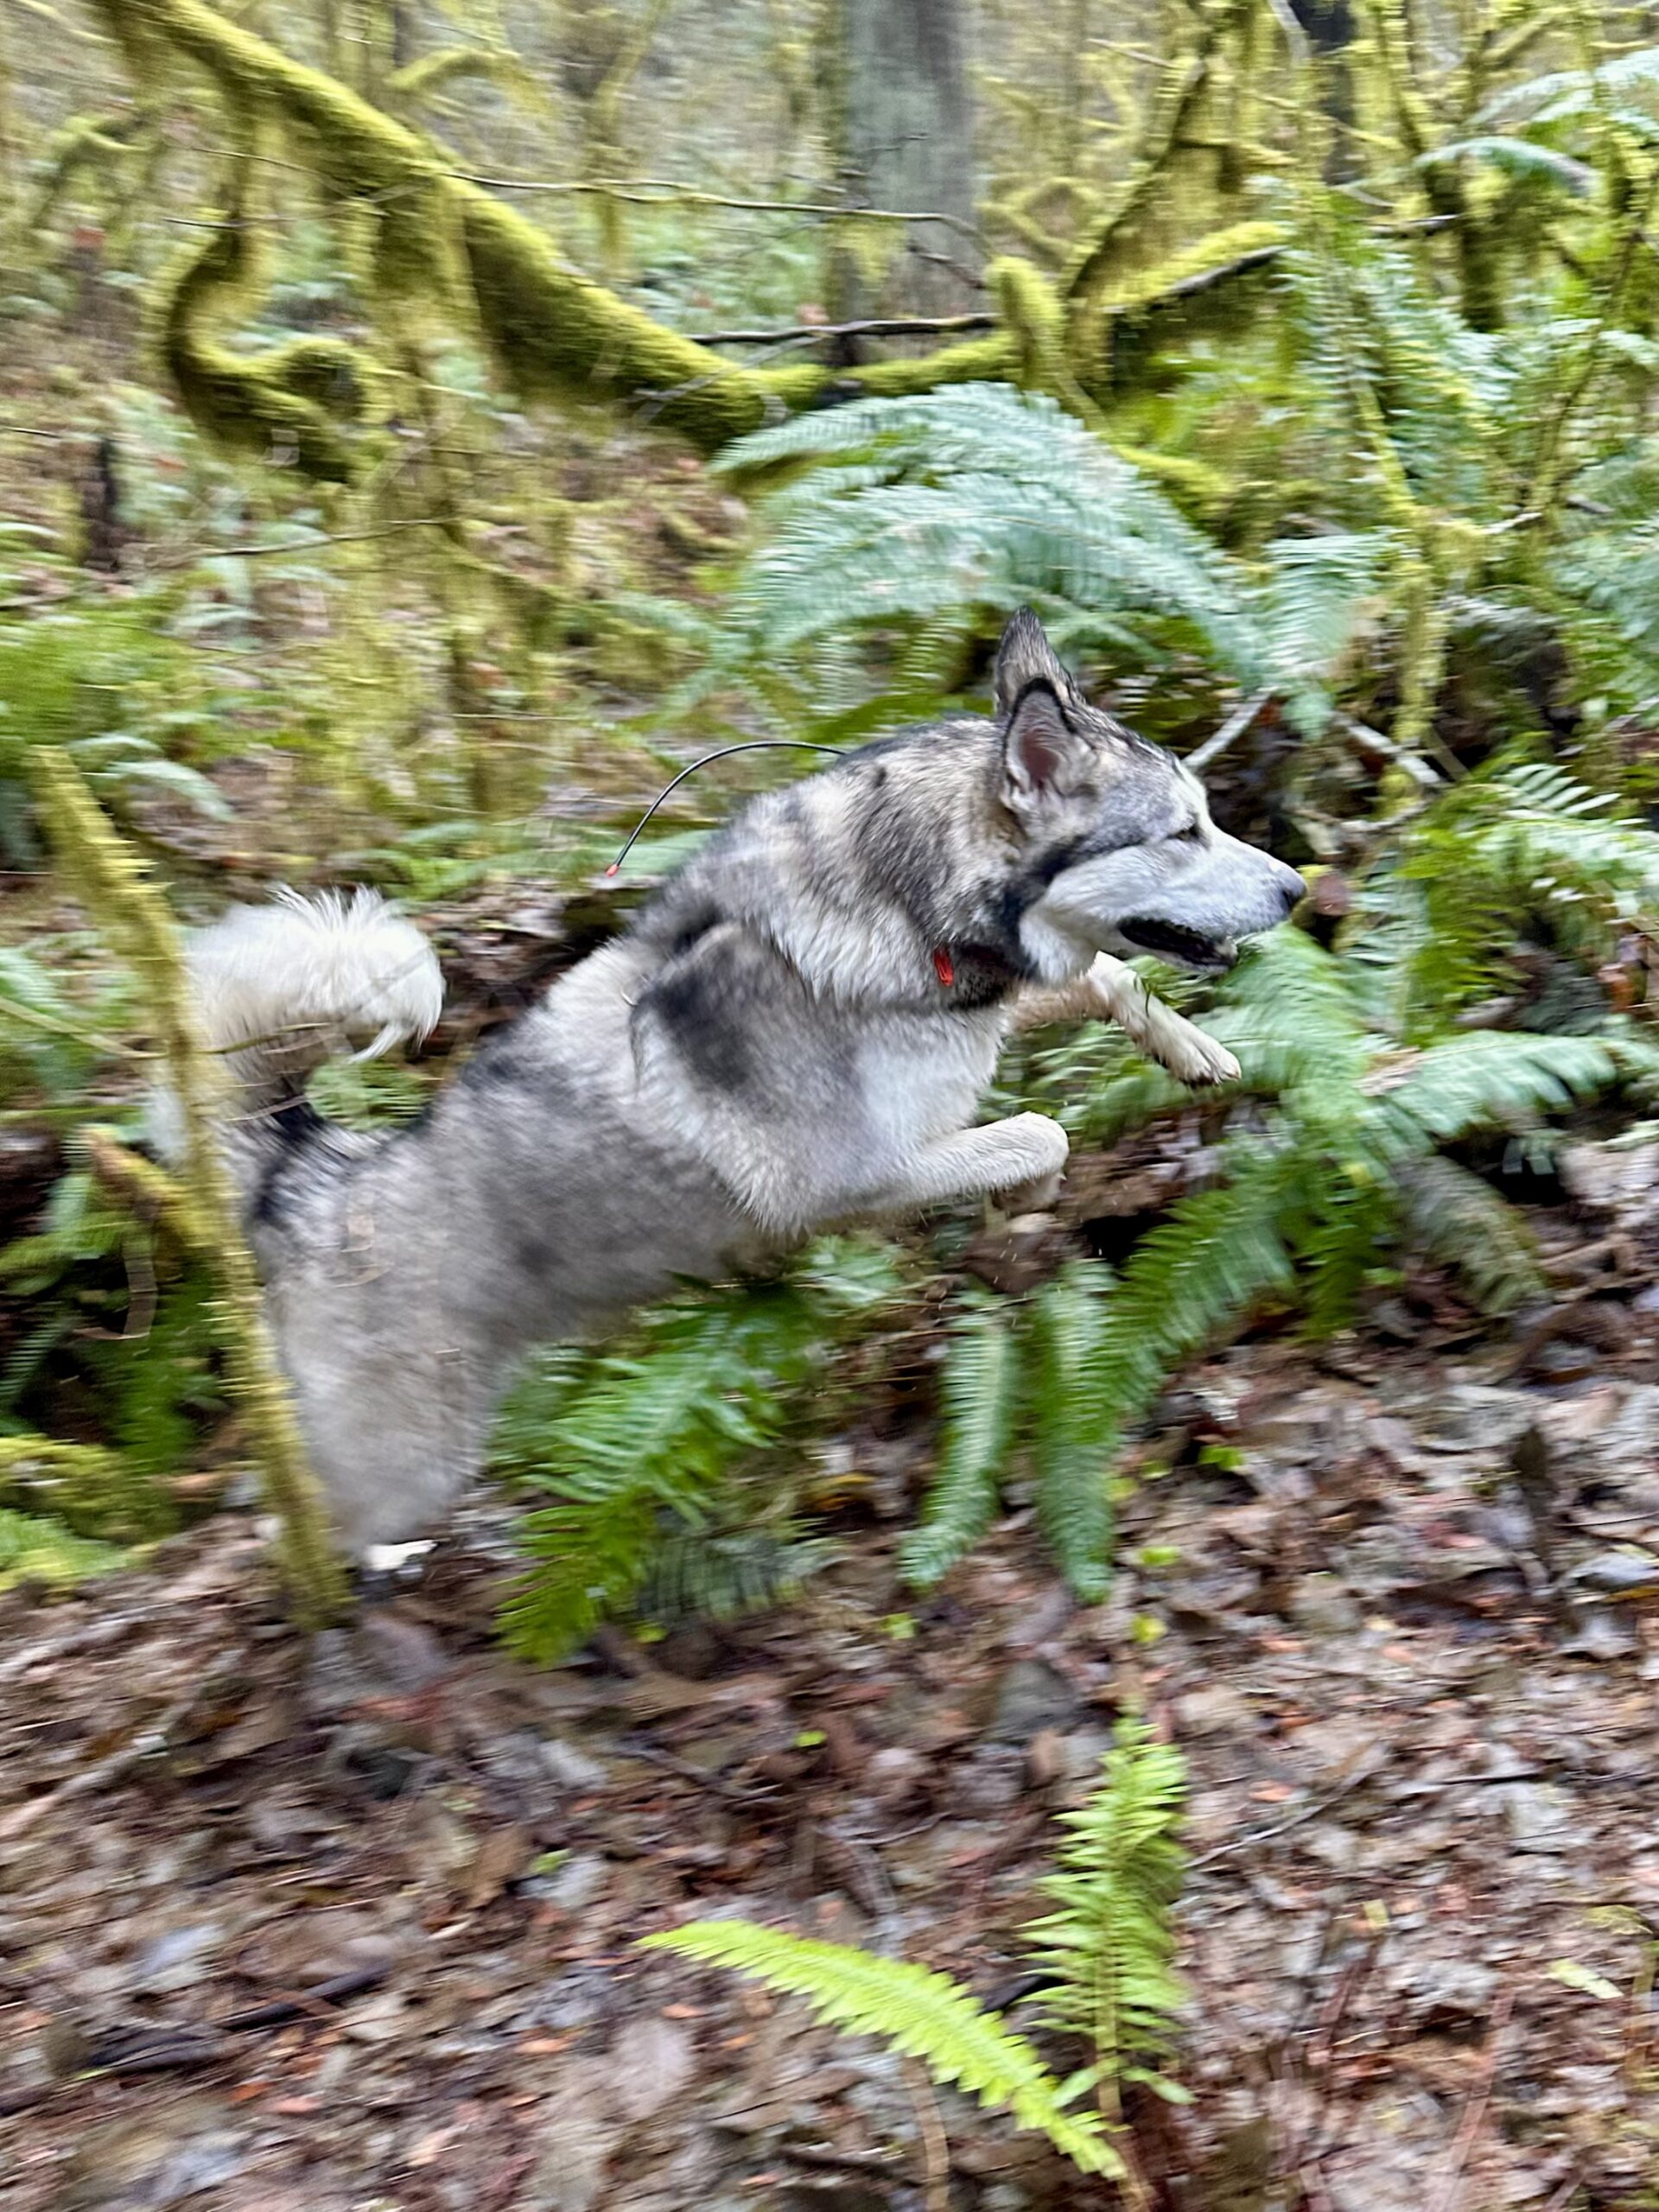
xmin=0 ymin=943 xmax=224 ymax=1542
xmin=899 ymin=1294 xmax=1018 ymax=1591
xmin=944 ymin=896 xmax=1659 ymax=1600
xmin=498 ymin=1238 xmax=905 ymax=1662
xmin=643 ymin=1717 xmax=1194 ymax=2170
xmin=1029 ymin=1268 xmax=1118 ymax=1600
xmin=0 ymin=1507 xmax=126 ymax=1593
xmin=904 ymin=1264 xmax=1134 ymax=1601
xmin=0 ymin=595 xmax=227 ymax=863
xmin=708 ymin=385 xmax=1359 ymax=737
xmin=639 ymin=1922 xmax=1118 ymax=2178
xmin=1024 ymin=1716 xmax=1189 ymax=2117
xmin=1405 ymin=763 xmax=1659 ymax=1020
xmin=1085 ymin=924 xmax=1642 ymax=1337
xmin=0 ymin=1168 xmax=218 ymax=1540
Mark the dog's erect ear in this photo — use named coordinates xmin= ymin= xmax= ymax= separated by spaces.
xmin=994 ymin=608 xmax=1069 ymax=717
xmin=1001 ymin=680 xmax=1096 ymax=817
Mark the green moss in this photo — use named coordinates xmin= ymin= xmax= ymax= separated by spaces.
xmin=0 ymin=1503 xmax=126 ymax=1592
xmin=1103 ymin=219 xmax=1287 ymax=316
xmin=157 ymin=186 xmax=373 ymax=483
xmin=96 ymin=0 xmax=1018 ymax=454
xmin=990 ymin=256 xmax=1068 ymax=391
xmin=35 ymin=752 xmax=348 ymax=1625
xmin=387 ymin=46 xmax=547 ymax=110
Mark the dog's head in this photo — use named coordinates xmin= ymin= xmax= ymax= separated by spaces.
xmin=987 ymin=611 xmax=1305 ymax=982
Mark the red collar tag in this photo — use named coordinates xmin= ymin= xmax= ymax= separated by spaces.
xmin=931 ymin=947 xmax=955 ymax=988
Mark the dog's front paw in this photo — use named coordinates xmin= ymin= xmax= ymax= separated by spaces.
xmin=991 ymin=1113 xmax=1069 ymax=1211
xmin=1162 ymin=1027 xmax=1241 ymax=1088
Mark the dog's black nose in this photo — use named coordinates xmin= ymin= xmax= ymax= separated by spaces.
xmin=1274 ymin=860 xmax=1305 ymax=914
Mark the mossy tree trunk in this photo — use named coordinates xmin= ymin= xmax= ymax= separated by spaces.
xmin=34 ymin=752 xmax=349 ymax=1629
xmin=829 ymin=0 xmax=982 ymax=323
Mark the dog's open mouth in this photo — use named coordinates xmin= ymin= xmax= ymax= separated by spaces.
xmin=1116 ymin=918 xmax=1238 ymax=970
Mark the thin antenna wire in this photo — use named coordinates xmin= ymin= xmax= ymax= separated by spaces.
xmin=604 ymin=740 xmax=843 ymax=876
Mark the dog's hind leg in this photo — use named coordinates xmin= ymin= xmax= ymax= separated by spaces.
xmin=851 ymin=1113 xmax=1071 ymax=1218
xmin=1010 ymin=953 xmax=1240 ymax=1087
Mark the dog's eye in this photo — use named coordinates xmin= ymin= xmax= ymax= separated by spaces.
xmin=1175 ymin=822 xmax=1205 ymax=844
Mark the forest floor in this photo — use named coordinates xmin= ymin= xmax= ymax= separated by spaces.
xmin=5 ymin=1202 xmax=1659 ymax=2212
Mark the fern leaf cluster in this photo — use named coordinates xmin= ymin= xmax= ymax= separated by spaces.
xmin=498 ymin=1239 xmax=905 ymax=1662
xmin=899 ymin=1293 xmax=1018 ymax=1591
xmin=640 ymin=1922 xmax=1118 ymax=2177
xmin=1026 ymin=1717 xmax=1189 ymax=2114
xmin=642 ymin=1719 xmax=1190 ymax=2175
xmin=709 ymin=385 xmax=1363 ymax=736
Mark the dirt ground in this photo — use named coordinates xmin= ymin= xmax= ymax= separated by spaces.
xmin=6 ymin=1206 xmax=1659 ymax=2212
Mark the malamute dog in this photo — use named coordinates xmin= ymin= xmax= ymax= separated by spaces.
xmin=181 ymin=613 xmax=1302 ymax=1549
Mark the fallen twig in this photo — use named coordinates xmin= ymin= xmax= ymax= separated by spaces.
xmin=0 ymin=1690 xmax=200 ymax=1841
xmin=904 ymin=2057 xmax=953 ymax=2212
xmin=1427 ymin=1988 xmax=1516 ymax=2212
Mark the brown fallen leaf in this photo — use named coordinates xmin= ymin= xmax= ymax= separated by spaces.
xmin=464 ymin=1821 xmax=534 ymax=1910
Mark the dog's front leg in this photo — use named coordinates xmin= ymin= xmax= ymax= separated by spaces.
xmin=852 ymin=1114 xmax=1071 ymax=1218
xmin=1011 ymin=953 xmax=1240 ymax=1086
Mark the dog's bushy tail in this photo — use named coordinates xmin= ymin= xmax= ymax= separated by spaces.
xmin=155 ymin=890 xmax=443 ymax=1164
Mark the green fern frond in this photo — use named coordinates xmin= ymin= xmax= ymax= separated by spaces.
xmin=901 ymin=1294 xmax=1020 ymax=1590
xmin=498 ymin=1494 xmax=664 ymax=1666
xmin=1024 ymin=1716 xmax=1189 ymax=2113
xmin=1077 ymin=1154 xmax=1296 ymax=1459
xmin=1030 ymin=1266 xmax=1115 ymax=1602
xmin=1396 ymin=1154 xmax=1545 ymax=1314
xmin=714 ymin=385 xmax=1340 ymax=719
xmin=1377 ymin=1031 xmax=1620 ymax=1151
xmin=637 ymin=1526 xmax=839 ymax=1627
xmin=499 ymin=1240 xmax=905 ymax=1661
xmin=639 ymin=1922 xmax=1118 ymax=2177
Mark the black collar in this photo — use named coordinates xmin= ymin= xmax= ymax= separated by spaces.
xmin=930 ymin=940 xmax=1028 ymax=1008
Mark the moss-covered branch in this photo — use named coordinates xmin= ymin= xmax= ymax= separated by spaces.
xmin=159 ymin=180 xmax=373 ymax=483
xmin=95 ymin=0 xmax=1018 ymax=453
xmin=33 ymin=751 xmax=348 ymax=1626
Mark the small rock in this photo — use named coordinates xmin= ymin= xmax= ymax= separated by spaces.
xmin=1287 ymin=1573 xmax=1363 ymax=1638
xmin=1174 ymin=1682 xmax=1255 ymax=1737
xmin=536 ymin=1852 xmax=610 ymax=1911
xmin=988 ymin=1658 xmax=1079 ymax=1743
xmin=1394 ymin=1955 xmax=1499 ymax=2023
xmin=865 ymin=1745 xmax=927 ymax=1806
xmin=354 ymin=1611 xmax=453 ymax=1690
xmin=1529 ymin=1339 xmax=1600 ymax=1383
xmin=1300 ymin=1823 xmax=1361 ymax=1871
xmin=611 ymin=2016 xmax=696 ymax=2121
xmin=1573 ymin=1550 xmax=1659 ymax=1596
xmin=539 ymin=1738 xmax=610 ymax=1790
xmin=1026 ymin=1727 xmax=1071 ymax=1789
xmin=1560 ymin=1134 xmax=1659 ymax=1220
xmin=524 ymin=2063 xmax=622 ymax=2212
xmin=1503 ymin=1781 xmax=1575 ymax=1853
xmin=1564 ymin=1611 xmax=1639 ymax=1661
xmin=62 ymin=2099 xmax=248 ymax=2209
xmin=131 ymin=1921 xmax=222 ymax=1993
xmin=953 ymin=1745 xmax=1026 ymax=1815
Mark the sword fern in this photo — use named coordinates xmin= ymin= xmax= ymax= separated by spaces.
xmin=496 ymin=1237 xmax=905 ymax=1662
xmin=641 ymin=1921 xmax=1118 ymax=2177
xmin=643 ymin=1715 xmax=1189 ymax=2177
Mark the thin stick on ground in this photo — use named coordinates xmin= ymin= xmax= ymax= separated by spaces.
xmin=1427 ymin=1987 xmax=1516 ymax=2212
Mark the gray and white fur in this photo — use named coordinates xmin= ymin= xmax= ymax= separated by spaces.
xmin=176 ymin=613 xmax=1302 ymax=1549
